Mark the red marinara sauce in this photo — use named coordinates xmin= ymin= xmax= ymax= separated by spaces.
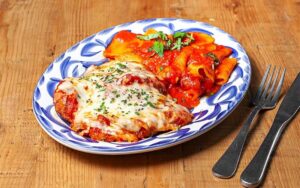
xmin=105 ymin=30 xmax=225 ymax=109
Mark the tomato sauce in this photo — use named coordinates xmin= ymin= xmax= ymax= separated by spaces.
xmin=105 ymin=30 xmax=234 ymax=108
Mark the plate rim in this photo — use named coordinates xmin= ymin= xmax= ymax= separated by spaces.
xmin=32 ymin=18 xmax=251 ymax=155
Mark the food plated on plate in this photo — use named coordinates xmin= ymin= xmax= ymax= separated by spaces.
xmin=54 ymin=60 xmax=192 ymax=142
xmin=54 ymin=29 xmax=237 ymax=142
xmin=105 ymin=29 xmax=237 ymax=108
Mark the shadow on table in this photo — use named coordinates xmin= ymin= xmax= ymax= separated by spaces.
xmin=65 ymin=56 xmax=270 ymax=168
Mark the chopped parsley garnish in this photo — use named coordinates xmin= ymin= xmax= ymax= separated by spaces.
xmin=95 ymin=83 xmax=102 ymax=88
xmin=158 ymin=31 xmax=168 ymax=40
xmin=183 ymin=33 xmax=194 ymax=45
xmin=147 ymin=101 xmax=156 ymax=108
xmin=164 ymin=39 xmax=172 ymax=50
xmin=171 ymin=38 xmax=182 ymax=50
xmin=116 ymin=68 xmax=125 ymax=74
xmin=103 ymin=74 xmax=116 ymax=83
xmin=107 ymin=64 xmax=126 ymax=74
xmin=141 ymin=90 xmax=146 ymax=95
xmin=95 ymin=83 xmax=106 ymax=91
xmin=96 ymin=101 xmax=107 ymax=114
xmin=127 ymin=94 xmax=133 ymax=99
xmin=107 ymin=67 xmax=115 ymax=72
xmin=112 ymin=90 xmax=121 ymax=98
xmin=129 ymin=89 xmax=135 ymax=94
xmin=121 ymin=99 xmax=127 ymax=104
xmin=206 ymin=52 xmax=220 ymax=66
xmin=135 ymin=111 xmax=140 ymax=115
xmin=116 ymin=63 xmax=127 ymax=69
xmin=100 ymin=101 xmax=106 ymax=110
xmin=143 ymin=94 xmax=150 ymax=101
xmin=173 ymin=31 xmax=187 ymax=38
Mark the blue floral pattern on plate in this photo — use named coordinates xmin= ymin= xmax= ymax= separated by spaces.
xmin=32 ymin=18 xmax=251 ymax=155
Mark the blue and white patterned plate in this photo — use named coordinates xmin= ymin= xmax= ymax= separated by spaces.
xmin=33 ymin=18 xmax=251 ymax=155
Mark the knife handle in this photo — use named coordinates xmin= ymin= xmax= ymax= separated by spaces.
xmin=240 ymin=121 xmax=287 ymax=187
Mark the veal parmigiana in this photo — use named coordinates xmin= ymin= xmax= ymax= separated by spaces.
xmin=54 ymin=60 xmax=192 ymax=142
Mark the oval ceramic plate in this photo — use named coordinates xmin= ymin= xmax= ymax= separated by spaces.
xmin=33 ymin=18 xmax=251 ymax=155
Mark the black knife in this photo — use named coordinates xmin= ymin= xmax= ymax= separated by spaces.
xmin=240 ymin=73 xmax=300 ymax=188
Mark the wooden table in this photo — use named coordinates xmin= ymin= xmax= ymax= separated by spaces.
xmin=0 ymin=0 xmax=299 ymax=187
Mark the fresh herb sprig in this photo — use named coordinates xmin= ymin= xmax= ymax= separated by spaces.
xmin=150 ymin=41 xmax=164 ymax=57
xmin=137 ymin=31 xmax=195 ymax=57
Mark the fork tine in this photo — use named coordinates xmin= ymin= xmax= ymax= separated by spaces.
xmin=266 ymin=67 xmax=280 ymax=101
xmin=253 ymin=65 xmax=271 ymax=103
xmin=271 ymin=68 xmax=286 ymax=103
xmin=261 ymin=66 xmax=276 ymax=99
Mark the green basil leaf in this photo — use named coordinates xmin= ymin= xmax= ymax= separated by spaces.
xmin=151 ymin=41 xmax=164 ymax=57
xmin=158 ymin=31 xmax=168 ymax=40
xmin=173 ymin=31 xmax=186 ymax=38
xmin=137 ymin=33 xmax=159 ymax=40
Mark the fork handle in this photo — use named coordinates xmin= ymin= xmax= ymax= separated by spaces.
xmin=212 ymin=106 xmax=261 ymax=178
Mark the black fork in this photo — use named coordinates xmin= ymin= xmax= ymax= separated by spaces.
xmin=212 ymin=65 xmax=286 ymax=178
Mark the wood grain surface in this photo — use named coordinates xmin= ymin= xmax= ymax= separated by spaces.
xmin=0 ymin=0 xmax=299 ymax=187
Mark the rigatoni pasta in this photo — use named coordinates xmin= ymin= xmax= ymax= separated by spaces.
xmin=104 ymin=29 xmax=237 ymax=108
xmin=215 ymin=58 xmax=237 ymax=85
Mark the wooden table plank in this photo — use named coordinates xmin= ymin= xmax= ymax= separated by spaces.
xmin=0 ymin=0 xmax=299 ymax=187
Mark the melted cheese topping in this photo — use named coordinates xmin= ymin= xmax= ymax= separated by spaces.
xmin=57 ymin=61 xmax=190 ymax=138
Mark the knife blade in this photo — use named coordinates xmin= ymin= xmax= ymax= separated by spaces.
xmin=240 ymin=73 xmax=300 ymax=188
xmin=271 ymin=73 xmax=300 ymax=126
